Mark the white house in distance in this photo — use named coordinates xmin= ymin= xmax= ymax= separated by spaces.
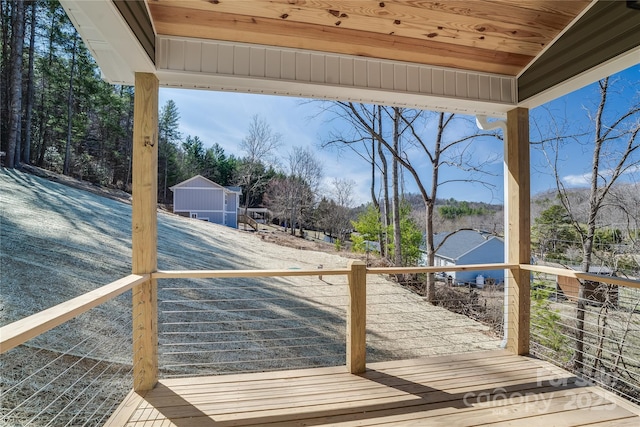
xmin=170 ymin=175 xmax=241 ymax=228
xmin=430 ymin=230 xmax=505 ymax=286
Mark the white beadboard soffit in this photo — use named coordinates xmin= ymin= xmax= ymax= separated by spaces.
xmin=156 ymin=36 xmax=517 ymax=117
xmin=59 ymin=0 xmax=155 ymax=84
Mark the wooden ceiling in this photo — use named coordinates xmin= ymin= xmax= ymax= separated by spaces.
xmin=146 ymin=0 xmax=592 ymax=76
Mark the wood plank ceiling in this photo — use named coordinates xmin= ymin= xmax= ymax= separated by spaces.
xmin=146 ymin=0 xmax=592 ymax=76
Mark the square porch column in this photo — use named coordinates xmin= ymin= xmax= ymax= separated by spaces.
xmin=131 ymin=73 xmax=159 ymax=392
xmin=506 ymin=107 xmax=531 ymax=355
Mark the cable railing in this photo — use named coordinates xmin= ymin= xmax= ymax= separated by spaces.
xmin=365 ymin=274 xmax=503 ymax=361
xmin=157 ymin=275 xmax=349 ymax=376
xmin=1 ymin=263 xmax=638 ymax=425
xmin=0 ymin=291 xmax=136 ymax=427
xmin=528 ymin=270 xmax=640 ymax=405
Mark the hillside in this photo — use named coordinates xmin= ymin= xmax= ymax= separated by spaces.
xmin=531 ymin=183 xmax=640 ymax=229
xmin=0 ymin=169 xmax=501 ymax=425
xmin=0 ymin=169 xmax=501 ymax=358
xmin=0 ymin=169 xmax=351 ymax=324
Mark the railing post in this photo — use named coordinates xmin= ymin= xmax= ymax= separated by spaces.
xmin=131 ymin=72 xmax=159 ymax=392
xmin=347 ymin=260 xmax=366 ymax=374
xmin=506 ymin=107 xmax=531 ymax=355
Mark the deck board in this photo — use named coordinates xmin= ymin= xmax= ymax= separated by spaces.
xmin=106 ymin=350 xmax=640 ymax=426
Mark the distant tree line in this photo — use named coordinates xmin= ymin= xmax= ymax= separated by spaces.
xmin=438 ymin=200 xmax=488 ymax=220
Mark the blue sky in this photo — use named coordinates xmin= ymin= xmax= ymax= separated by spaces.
xmin=159 ymin=64 xmax=639 ymax=206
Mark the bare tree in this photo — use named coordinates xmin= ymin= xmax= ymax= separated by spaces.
xmin=331 ymin=177 xmax=355 ymax=209
xmin=316 ymin=102 xmax=392 ymax=257
xmin=288 ymin=146 xmax=323 ymax=235
xmin=264 ymin=176 xmax=297 ymax=232
xmin=237 ymin=115 xmax=282 ymax=221
xmin=240 ymin=115 xmax=282 ymax=166
xmin=264 ymin=146 xmax=322 ymax=236
xmin=324 ymin=103 xmax=498 ymax=300
xmin=535 ymin=76 xmax=640 ymax=373
xmin=329 ymin=177 xmax=356 ymax=242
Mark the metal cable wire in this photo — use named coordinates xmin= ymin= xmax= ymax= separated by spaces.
xmin=1 ymin=299 xmax=133 ymax=426
xmin=160 ymin=314 xmax=341 ymax=326
xmin=163 ymin=352 xmax=347 ymax=369
xmin=530 ymin=282 xmax=640 ymax=405
xmin=63 ymin=363 xmax=133 ymax=427
xmin=162 ymin=342 xmax=345 ymax=356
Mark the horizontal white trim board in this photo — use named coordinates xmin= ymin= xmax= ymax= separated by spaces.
xmin=157 ymin=36 xmax=516 ymax=117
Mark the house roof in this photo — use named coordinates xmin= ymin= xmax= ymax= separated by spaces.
xmin=169 ymin=175 xmax=240 ymax=194
xmin=433 ymin=230 xmax=503 ymax=261
xmin=58 ymin=1 xmax=640 ymax=117
xmin=224 ymin=186 xmax=242 ymax=194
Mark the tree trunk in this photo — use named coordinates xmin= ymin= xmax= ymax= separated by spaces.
xmin=125 ymin=88 xmax=134 ymax=189
xmin=574 ymin=79 xmax=607 ymax=374
xmin=391 ymin=108 xmax=402 ymax=266
xmin=376 ymin=108 xmax=390 ymax=259
xmin=6 ymin=0 xmax=25 ymax=169
xmin=370 ymin=135 xmax=378 ymax=210
xmin=22 ymin=0 xmax=36 ymax=164
xmin=36 ymin=6 xmax=58 ymax=167
xmin=63 ymin=35 xmax=78 ymax=176
xmin=1 ymin=1 xmax=10 ymax=148
xmin=163 ymin=155 xmax=168 ymax=202
xmin=424 ymin=113 xmax=446 ymax=302
xmin=424 ymin=199 xmax=436 ymax=301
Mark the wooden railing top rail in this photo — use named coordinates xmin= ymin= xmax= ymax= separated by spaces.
xmin=0 ymin=274 xmax=149 ymax=354
xmin=3 ymin=263 xmax=637 ymax=354
xmin=520 ymin=264 xmax=640 ymax=290
xmin=153 ymin=268 xmax=350 ymax=279
xmin=367 ymin=263 xmax=518 ymax=275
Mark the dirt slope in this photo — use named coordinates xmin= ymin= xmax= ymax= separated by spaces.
xmin=1 ymin=168 xmax=500 ymax=369
xmin=1 ymin=168 xmax=502 ymax=425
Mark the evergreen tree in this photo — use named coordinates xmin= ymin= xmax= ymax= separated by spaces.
xmin=158 ymin=99 xmax=181 ymax=202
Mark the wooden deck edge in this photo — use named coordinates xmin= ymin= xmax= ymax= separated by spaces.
xmin=587 ymin=386 xmax=640 ymax=416
xmin=103 ymin=351 xmax=640 ymax=426
xmin=160 ymin=365 xmax=350 ymax=387
xmin=103 ymin=389 xmax=147 ymax=427
xmin=367 ymin=349 xmax=512 ymax=369
xmin=523 ymin=354 xmax=640 ymax=416
xmin=160 ymin=350 xmax=512 ymax=388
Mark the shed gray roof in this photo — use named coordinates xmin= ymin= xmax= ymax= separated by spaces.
xmin=225 ymin=186 xmax=242 ymax=194
xmin=433 ymin=230 xmax=502 ymax=261
xmin=170 ymin=175 xmax=242 ymax=195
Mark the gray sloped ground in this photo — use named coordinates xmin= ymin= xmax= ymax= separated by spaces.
xmin=0 ymin=169 xmax=500 ymax=425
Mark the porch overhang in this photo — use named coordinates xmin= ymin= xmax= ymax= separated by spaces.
xmin=58 ymin=0 xmax=640 ymax=116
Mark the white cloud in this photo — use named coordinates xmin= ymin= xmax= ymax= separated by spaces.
xmin=562 ymin=173 xmax=591 ymax=187
xmin=562 ymin=164 xmax=640 ymax=188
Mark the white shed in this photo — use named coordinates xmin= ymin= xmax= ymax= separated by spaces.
xmin=170 ymin=175 xmax=241 ymax=228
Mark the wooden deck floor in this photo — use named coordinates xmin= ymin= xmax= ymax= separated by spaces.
xmin=105 ymin=350 xmax=640 ymax=426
